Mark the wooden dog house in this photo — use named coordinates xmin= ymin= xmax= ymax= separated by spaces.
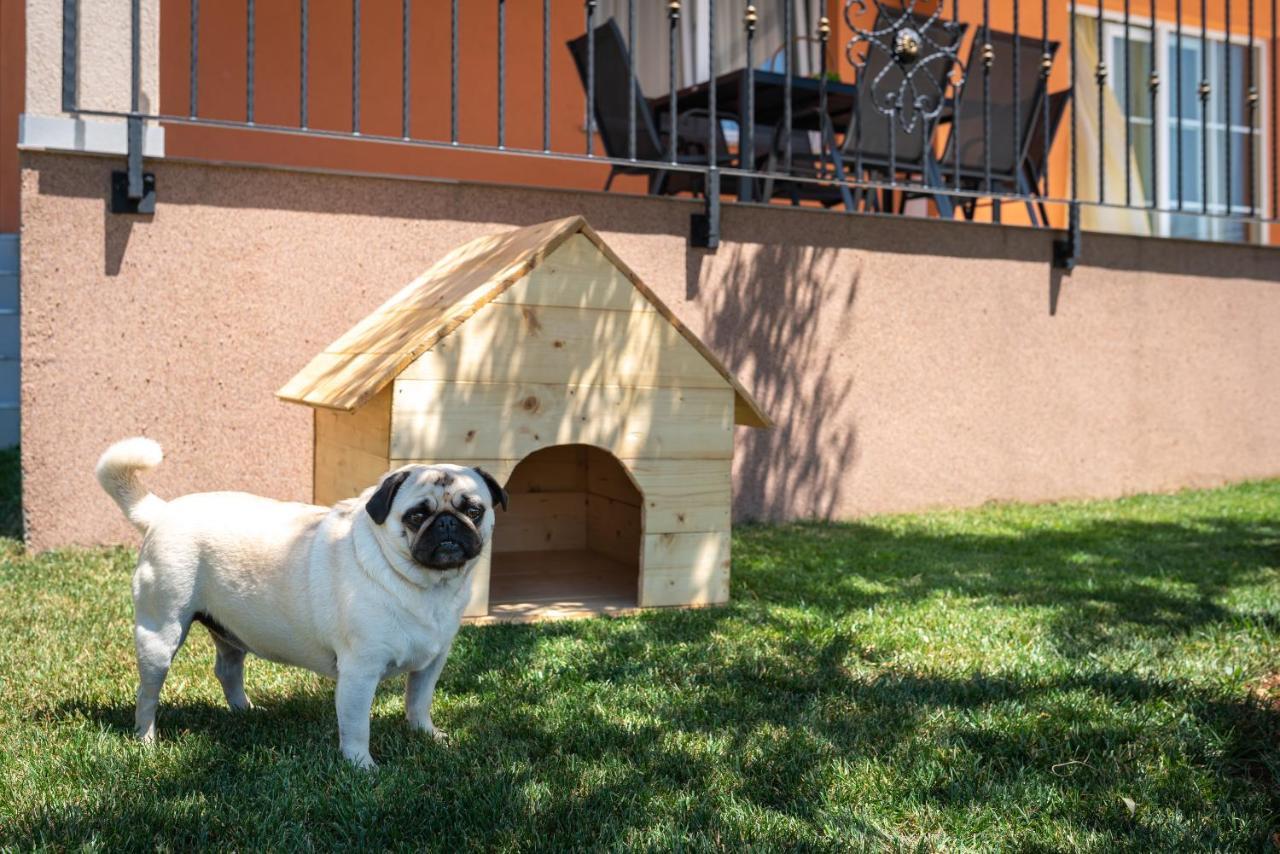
xmin=278 ymin=216 xmax=770 ymax=621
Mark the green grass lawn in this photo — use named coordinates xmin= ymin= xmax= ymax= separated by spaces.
xmin=2 ymin=452 xmax=1279 ymax=850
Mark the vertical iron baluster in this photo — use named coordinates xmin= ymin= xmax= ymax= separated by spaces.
xmin=1246 ymin=0 xmax=1255 ymax=217
xmin=1200 ymin=0 xmax=1208 ymax=214
xmin=247 ymin=0 xmax=255 ymax=123
xmin=352 ymin=0 xmax=360 ymax=133
xmin=744 ymin=4 xmax=756 ymax=202
xmin=402 ymin=0 xmax=410 ymax=139
xmin=451 ymin=0 xmax=458 ymax=144
xmin=497 ymin=0 xmax=505 ymax=148
xmin=708 ymin=0 xmax=717 ymax=167
xmin=1096 ymin=0 xmax=1106 ymax=203
xmin=543 ymin=0 xmax=550 ymax=152
xmin=668 ymin=2 xmax=679 ymax=165
xmin=62 ymin=0 xmax=79 ymax=113
xmin=189 ymin=0 xmax=198 ymax=118
xmin=1150 ymin=0 xmax=1158 ymax=208
xmin=983 ymin=0 xmax=993 ymax=194
xmin=818 ymin=16 xmax=829 ymax=179
xmin=1176 ymin=0 xmax=1182 ymax=208
xmin=784 ymin=0 xmax=793 ymax=173
xmin=628 ymin=0 xmax=636 ymax=161
xmin=129 ymin=0 xmax=142 ymax=198
xmin=1272 ymin=0 xmax=1277 ymax=220
xmin=300 ymin=0 xmax=309 ymax=129
xmin=1014 ymin=0 xmax=1022 ymax=201
xmin=1040 ymin=0 xmax=1049 ymax=194
xmin=1223 ymin=0 xmax=1231 ymax=213
xmin=1070 ymin=0 xmax=1078 ymax=205
xmin=1123 ymin=0 xmax=1131 ymax=206
xmin=586 ymin=2 xmax=596 ymax=156
xmin=954 ymin=0 xmax=962 ymax=193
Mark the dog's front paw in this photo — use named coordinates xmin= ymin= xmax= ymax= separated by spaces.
xmin=342 ymin=749 xmax=378 ymax=770
xmin=408 ymin=718 xmax=449 ymax=743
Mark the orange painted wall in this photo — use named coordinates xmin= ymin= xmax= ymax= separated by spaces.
xmin=159 ymin=0 xmax=638 ymax=194
xmin=1 ymin=0 xmax=24 ymax=231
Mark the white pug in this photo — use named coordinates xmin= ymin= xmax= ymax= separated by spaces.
xmin=95 ymin=437 xmax=506 ymax=769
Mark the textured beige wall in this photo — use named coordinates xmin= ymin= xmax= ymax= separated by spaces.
xmin=25 ymin=0 xmax=161 ymax=117
xmin=19 ymin=150 xmax=1280 ymax=550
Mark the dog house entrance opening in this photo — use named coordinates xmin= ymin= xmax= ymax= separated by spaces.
xmin=488 ymin=445 xmax=641 ymax=619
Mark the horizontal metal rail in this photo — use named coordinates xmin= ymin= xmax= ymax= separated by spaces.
xmin=60 ymin=0 xmax=1278 ymax=246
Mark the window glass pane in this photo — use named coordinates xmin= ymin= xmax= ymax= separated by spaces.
xmin=1228 ymin=43 xmax=1246 ymax=127
xmin=1127 ymin=37 xmax=1153 ymax=120
xmin=1229 ymin=129 xmax=1252 ymax=210
xmin=1131 ymin=122 xmax=1154 ymax=205
xmin=1169 ymin=42 xmax=1201 ymax=122
xmin=1178 ymin=127 xmax=1202 ymax=205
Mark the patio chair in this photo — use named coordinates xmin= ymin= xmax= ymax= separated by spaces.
xmin=765 ymin=11 xmax=967 ymax=212
xmin=568 ymin=19 xmax=735 ymax=197
xmin=936 ymin=31 xmax=1061 ymax=222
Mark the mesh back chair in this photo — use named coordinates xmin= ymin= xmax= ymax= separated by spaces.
xmin=568 ymin=19 xmax=732 ymax=197
xmin=939 ymin=31 xmax=1060 ymax=216
xmin=1020 ymin=89 xmax=1071 ymax=225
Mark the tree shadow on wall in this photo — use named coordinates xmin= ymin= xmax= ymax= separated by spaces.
xmin=694 ymin=242 xmax=860 ymax=521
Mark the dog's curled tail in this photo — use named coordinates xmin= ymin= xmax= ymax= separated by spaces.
xmin=96 ymin=437 xmax=166 ymax=533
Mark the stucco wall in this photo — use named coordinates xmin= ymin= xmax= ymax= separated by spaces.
xmin=19 ymin=149 xmax=1280 ymax=550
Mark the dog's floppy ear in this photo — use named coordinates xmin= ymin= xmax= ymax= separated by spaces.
xmin=366 ymin=469 xmax=412 ymax=525
xmin=472 ymin=467 xmax=508 ymax=512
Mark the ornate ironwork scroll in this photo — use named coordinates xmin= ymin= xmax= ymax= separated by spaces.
xmin=843 ymin=0 xmax=964 ymax=134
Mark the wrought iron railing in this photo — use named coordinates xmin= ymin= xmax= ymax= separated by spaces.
xmin=60 ymin=0 xmax=1277 ymax=262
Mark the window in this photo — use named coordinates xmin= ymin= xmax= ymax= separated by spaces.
xmin=1103 ymin=18 xmax=1266 ymax=242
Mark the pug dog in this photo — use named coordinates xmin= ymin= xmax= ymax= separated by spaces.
xmin=95 ymin=436 xmax=506 ymax=769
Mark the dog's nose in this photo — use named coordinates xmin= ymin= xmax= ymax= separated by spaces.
xmin=433 ymin=514 xmax=459 ymax=535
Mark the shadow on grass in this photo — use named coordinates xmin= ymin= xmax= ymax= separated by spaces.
xmin=11 ymin=503 xmax=1280 ymax=847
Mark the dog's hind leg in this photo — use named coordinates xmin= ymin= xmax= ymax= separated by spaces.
xmin=133 ymin=613 xmax=188 ymax=743
xmin=210 ymin=633 xmax=253 ymax=711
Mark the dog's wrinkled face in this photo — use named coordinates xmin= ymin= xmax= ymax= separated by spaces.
xmin=365 ymin=465 xmax=508 ymax=571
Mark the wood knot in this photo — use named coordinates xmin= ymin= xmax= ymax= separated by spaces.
xmin=521 ymin=396 xmax=540 ymax=413
xmin=465 ymin=429 xmax=476 ymax=442
xmin=553 ymin=340 xmax=565 ymax=349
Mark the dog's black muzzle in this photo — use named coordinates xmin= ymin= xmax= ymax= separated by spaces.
xmin=411 ymin=512 xmax=482 ymax=570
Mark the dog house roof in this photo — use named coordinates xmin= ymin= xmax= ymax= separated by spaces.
xmin=277 ymin=215 xmax=770 ymax=428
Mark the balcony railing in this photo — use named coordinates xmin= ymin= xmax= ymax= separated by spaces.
xmin=60 ymin=0 xmax=1277 ymax=259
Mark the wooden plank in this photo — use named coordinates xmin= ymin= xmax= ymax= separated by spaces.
xmin=640 ymin=531 xmax=731 ymax=607
xmin=505 ymin=445 xmax=587 ymax=493
xmin=586 ymin=494 xmax=642 ymax=565
xmin=493 ymin=492 xmax=587 ymax=553
xmin=627 ymin=459 xmax=732 ymax=534
xmin=585 ymin=446 xmax=641 ymax=506
xmin=313 ymin=439 xmax=389 ymax=506
xmin=494 ymin=234 xmax=655 ymax=311
xmin=396 ymin=303 xmax=727 ymax=389
xmin=464 ymin=546 xmax=491 ymax=618
xmin=313 ymin=385 xmax=392 ymax=458
xmin=390 ymin=381 xmax=735 ymax=461
xmin=575 ymin=222 xmax=772 ymax=429
xmin=486 ymin=549 xmax=637 ymax=619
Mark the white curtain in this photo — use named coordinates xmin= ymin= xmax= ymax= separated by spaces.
xmin=596 ymin=0 xmax=822 ymax=96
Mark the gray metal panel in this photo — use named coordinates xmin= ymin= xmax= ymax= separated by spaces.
xmin=0 ymin=274 xmax=17 ymax=311
xmin=0 ymin=235 xmax=17 ymax=274
xmin=0 ymin=317 xmax=18 ymax=360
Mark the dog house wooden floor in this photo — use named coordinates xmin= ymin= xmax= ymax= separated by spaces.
xmin=488 ymin=445 xmax=641 ymax=620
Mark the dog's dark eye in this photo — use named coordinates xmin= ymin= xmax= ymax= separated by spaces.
xmin=466 ymin=505 xmax=484 ymax=521
xmin=403 ymin=511 xmax=426 ymax=529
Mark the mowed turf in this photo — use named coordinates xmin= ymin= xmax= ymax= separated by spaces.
xmin=1 ymin=446 xmax=1278 ymax=849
